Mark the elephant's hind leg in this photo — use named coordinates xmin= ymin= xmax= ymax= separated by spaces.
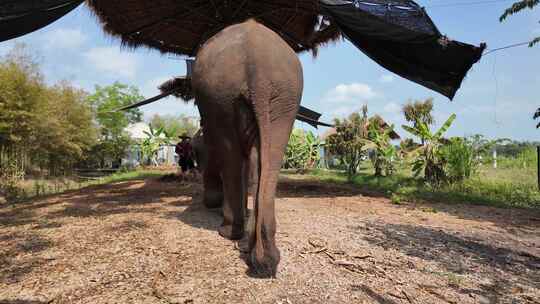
xmin=202 ymin=155 xmax=224 ymax=209
xmin=206 ymin=100 xmax=254 ymax=240
xmin=217 ymin=147 xmax=246 ymax=240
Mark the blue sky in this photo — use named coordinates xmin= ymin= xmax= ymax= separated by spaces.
xmin=0 ymin=1 xmax=538 ymax=140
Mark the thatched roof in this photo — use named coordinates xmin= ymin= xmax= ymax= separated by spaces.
xmin=321 ymin=128 xmax=336 ymax=140
xmin=85 ymin=0 xmax=341 ymax=56
xmin=370 ymin=115 xmax=400 ymax=140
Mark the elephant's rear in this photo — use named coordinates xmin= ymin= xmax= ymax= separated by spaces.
xmin=192 ymin=19 xmax=303 ymax=277
xmin=193 ymin=19 xmax=303 ymax=102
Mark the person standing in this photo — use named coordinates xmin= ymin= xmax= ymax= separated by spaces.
xmin=175 ymin=134 xmax=194 ymax=173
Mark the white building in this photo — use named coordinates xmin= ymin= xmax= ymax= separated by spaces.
xmin=122 ymin=122 xmax=177 ymax=168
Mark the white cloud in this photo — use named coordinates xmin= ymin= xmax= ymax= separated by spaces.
xmin=331 ymin=105 xmax=358 ymax=117
xmin=533 ymin=28 xmax=540 ymax=35
xmin=379 ymin=74 xmax=395 ymax=83
xmin=324 ymin=83 xmax=377 ymax=103
xmin=84 ymin=47 xmax=139 ymax=79
xmin=383 ymin=102 xmax=401 ymax=114
xmin=43 ymin=28 xmax=86 ymax=50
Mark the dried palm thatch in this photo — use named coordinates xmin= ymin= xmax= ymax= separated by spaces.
xmin=85 ymin=0 xmax=341 ymax=57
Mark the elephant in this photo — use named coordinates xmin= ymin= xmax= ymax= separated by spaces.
xmin=192 ymin=128 xmax=259 ymax=207
xmin=191 ymin=18 xmax=302 ymax=276
xmin=191 ymin=129 xmax=206 ymax=172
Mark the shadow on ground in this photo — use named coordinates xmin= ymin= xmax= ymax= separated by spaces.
xmin=0 ymin=300 xmax=50 ymax=304
xmin=0 ymin=231 xmax=54 ymax=285
xmin=1 ymin=175 xmax=539 ymax=291
xmin=361 ymin=222 xmax=540 ymax=303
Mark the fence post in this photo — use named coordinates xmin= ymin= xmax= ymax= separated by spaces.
xmin=537 ymin=146 xmax=540 ymax=191
xmin=492 ymin=149 xmax=497 ymax=169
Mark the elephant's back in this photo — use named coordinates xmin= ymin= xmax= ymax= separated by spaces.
xmin=193 ymin=19 xmax=302 ymax=98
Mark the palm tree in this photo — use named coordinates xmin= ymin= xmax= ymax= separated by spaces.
xmin=402 ymin=98 xmax=435 ymax=144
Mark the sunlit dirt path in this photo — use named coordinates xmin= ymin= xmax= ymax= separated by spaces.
xmin=1 ymin=176 xmax=539 ymax=304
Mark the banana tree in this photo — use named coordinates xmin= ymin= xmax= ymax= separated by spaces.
xmin=283 ymin=129 xmax=321 ymax=172
xmin=140 ymin=124 xmax=173 ymax=166
xmin=402 ymin=113 xmax=456 ymax=185
xmin=362 ymin=123 xmax=398 ymax=177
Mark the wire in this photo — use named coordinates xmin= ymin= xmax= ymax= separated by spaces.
xmin=483 ymin=41 xmax=534 ymax=55
xmin=424 ymin=0 xmax=512 ymax=8
xmin=492 ymin=53 xmax=501 ymax=125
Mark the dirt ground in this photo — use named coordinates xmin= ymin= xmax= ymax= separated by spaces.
xmin=1 ymin=175 xmax=539 ymax=304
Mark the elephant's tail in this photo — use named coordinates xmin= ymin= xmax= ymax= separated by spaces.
xmin=248 ymin=95 xmax=281 ymax=277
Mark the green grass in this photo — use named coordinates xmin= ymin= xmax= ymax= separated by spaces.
xmin=97 ymin=169 xmax=168 ymax=184
xmin=7 ymin=162 xmax=540 ymax=209
xmin=292 ymin=165 xmax=540 ymax=209
xmin=478 ymin=165 xmax=537 ymax=187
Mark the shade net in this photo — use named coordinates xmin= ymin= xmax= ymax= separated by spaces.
xmin=320 ymin=0 xmax=485 ymax=99
xmin=0 ymin=0 xmax=485 ymax=100
xmin=0 ymin=0 xmax=83 ymax=43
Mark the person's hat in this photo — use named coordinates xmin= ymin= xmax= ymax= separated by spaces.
xmin=179 ymin=133 xmax=191 ymax=139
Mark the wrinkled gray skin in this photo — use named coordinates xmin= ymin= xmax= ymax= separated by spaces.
xmin=191 ymin=129 xmax=206 ymax=171
xmin=191 ymin=19 xmax=302 ymax=276
xmin=192 ymin=129 xmax=258 ymax=201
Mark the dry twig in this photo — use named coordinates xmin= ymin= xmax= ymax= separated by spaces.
xmin=402 ymin=290 xmax=416 ymax=304
xmin=387 ymin=291 xmax=406 ymax=299
xmin=324 ymin=251 xmax=336 ymax=261
xmin=352 ymin=254 xmax=372 ymax=259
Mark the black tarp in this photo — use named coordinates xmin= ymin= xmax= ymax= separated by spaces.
xmin=0 ymin=0 xmax=83 ymax=43
xmin=0 ymin=0 xmax=484 ymax=101
xmin=297 ymin=106 xmax=334 ymax=128
xmin=320 ymin=0 xmax=485 ymax=99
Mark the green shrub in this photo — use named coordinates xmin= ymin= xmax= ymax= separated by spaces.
xmin=442 ymin=137 xmax=479 ymax=182
xmin=0 ymin=160 xmax=25 ymax=202
xmin=390 ymin=193 xmax=404 ymax=204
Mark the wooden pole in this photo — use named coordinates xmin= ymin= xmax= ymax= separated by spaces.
xmin=537 ymin=146 xmax=540 ymax=191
